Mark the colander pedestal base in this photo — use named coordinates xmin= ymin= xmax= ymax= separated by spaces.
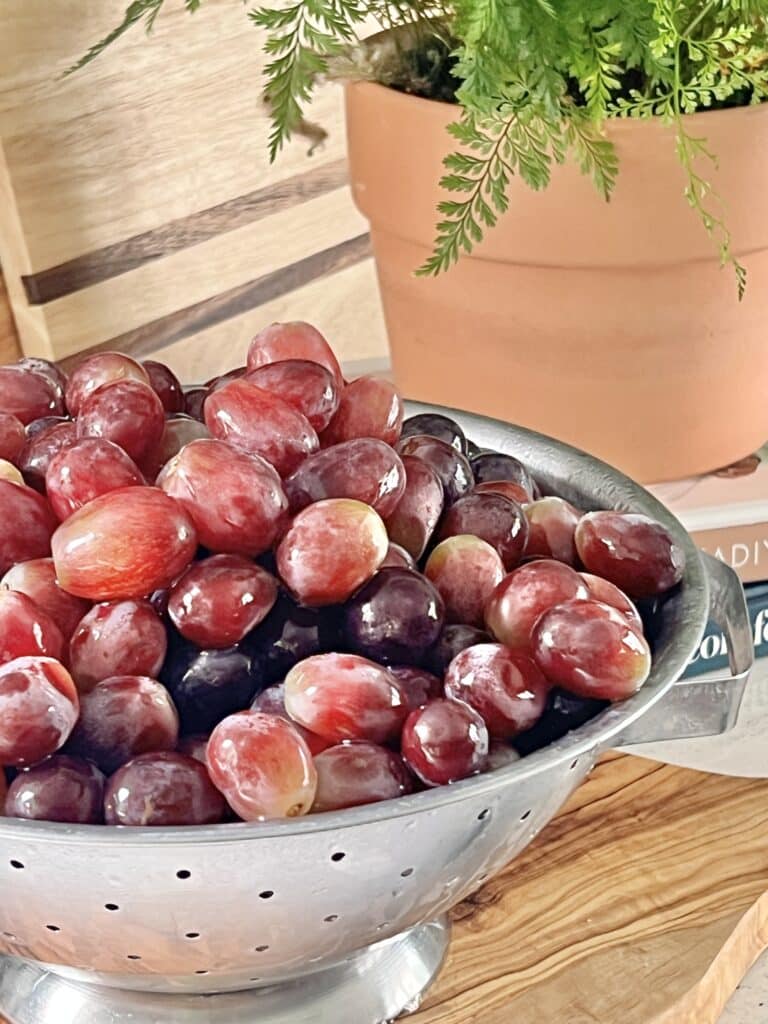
xmin=0 ymin=916 xmax=450 ymax=1024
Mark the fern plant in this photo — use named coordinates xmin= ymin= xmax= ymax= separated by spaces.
xmin=72 ymin=0 xmax=768 ymax=295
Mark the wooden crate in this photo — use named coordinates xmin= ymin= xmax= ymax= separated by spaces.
xmin=0 ymin=1 xmax=388 ymax=379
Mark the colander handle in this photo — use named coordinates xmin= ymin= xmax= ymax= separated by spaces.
xmin=616 ymin=553 xmax=753 ymax=746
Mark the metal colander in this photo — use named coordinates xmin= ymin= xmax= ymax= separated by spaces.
xmin=0 ymin=403 xmax=753 ymax=1024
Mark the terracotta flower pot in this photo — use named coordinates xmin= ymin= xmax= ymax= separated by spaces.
xmin=344 ymin=81 xmax=768 ymax=482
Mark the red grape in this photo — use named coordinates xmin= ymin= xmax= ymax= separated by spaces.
xmin=283 ymin=438 xmax=406 ymax=518
xmin=385 ymin=455 xmax=444 ymax=560
xmin=532 ymin=599 xmax=652 ymax=701
xmin=580 ymin=572 xmax=645 ymax=636
xmin=1 ymin=558 xmax=90 ymax=640
xmin=205 ymin=379 xmax=318 ymax=477
xmin=470 ymin=452 xmax=534 ymax=498
xmin=65 ymin=352 xmax=150 ymax=417
xmin=342 ymin=567 xmax=445 ymax=665
xmin=472 ymin=480 xmax=531 ymax=504
xmin=0 ymin=366 xmax=62 ymax=424
xmin=0 ymin=480 xmax=58 ymax=573
xmin=0 ymin=461 xmax=23 ymax=485
xmin=184 ymin=387 xmax=208 ymax=422
xmin=251 ymin=683 xmax=332 ymax=755
xmin=5 ymin=756 xmax=104 ymax=824
xmin=400 ymin=413 xmax=466 ymax=454
xmin=396 ymin=435 xmax=472 ymax=505
xmin=45 ymin=438 xmax=145 ymax=521
xmin=244 ymin=360 xmax=340 ymax=432
xmin=0 ymin=413 xmax=25 ymax=464
xmin=16 ymin=358 xmax=68 ymax=404
xmin=0 ymin=656 xmax=79 ymax=766
xmin=104 ymin=752 xmax=226 ymax=826
xmin=381 ymin=542 xmax=417 ymax=570
xmin=438 ymin=492 xmax=529 ymax=570
xmin=52 ymin=486 xmax=197 ymax=601
xmin=401 ymin=699 xmax=488 ymax=786
xmin=77 ymin=379 xmax=166 ymax=466
xmin=168 ymin=555 xmax=278 ymax=648
xmin=485 ymin=560 xmax=590 ymax=650
xmin=389 ymin=665 xmax=443 ymax=711
xmin=0 ymin=590 xmax=65 ymax=665
xmin=321 ymin=376 xmax=403 ymax=446
xmin=141 ymin=416 xmax=211 ymax=481
xmin=424 ymin=535 xmax=505 ymax=627
xmin=284 ymin=653 xmax=407 ymax=743
xmin=157 ymin=438 xmax=288 ymax=557
xmin=207 ymin=710 xmax=317 ymax=821
xmin=18 ymin=420 xmax=77 ymax=492
xmin=142 ymin=360 xmax=184 ymax=414
xmin=69 ymin=599 xmax=168 ymax=692
xmin=312 ymin=742 xmax=413 ymax=812
xmin=246 ymin=322 xmax=343 ymax=388
xmin=574 ymin=511 xmax=686 ymax=598
xmin=276 ymin=499 xmax=388 ymax=606
xmin=66 ymin=674 xmax=179 ymax=773
xmin=524 ymin=497 xmax=582 ymax=565
xmin=444 ymin=643 xmax=549 ymax=738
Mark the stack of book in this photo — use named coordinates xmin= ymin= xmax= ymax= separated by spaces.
xmin=649 ymin=445 xmax=768 ymax=678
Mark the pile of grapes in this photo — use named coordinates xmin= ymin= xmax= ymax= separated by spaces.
xmin=0 ymin=323 xmax=685 ymax=826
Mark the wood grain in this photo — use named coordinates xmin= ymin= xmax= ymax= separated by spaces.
xmin=0 ymin=1 xmax=385 ymax=365
xmin=406 ymin=754 xmax=768 ymax=1024
xmin=0 ymin=275 xmax=21 ymax=364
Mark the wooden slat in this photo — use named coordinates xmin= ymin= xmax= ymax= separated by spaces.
xmin=22 ymin=160 xmax=351 ymax=304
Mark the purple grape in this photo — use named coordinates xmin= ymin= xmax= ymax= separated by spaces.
xmin=245 ymin=592 xmax=340 ymax=686
xmin=161 ymin=636 xmax=261 ymax=734
xmin=400 ymin=413 xmax=467 ymax=454
xmin=470 ymin=451 xmax=534 ymax=498
xmin=426 ymin=623 xmax=491 ymax=676
xmin=342 ymin=567 xmax=444 ymax=665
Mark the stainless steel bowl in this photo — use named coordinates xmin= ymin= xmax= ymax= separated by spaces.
xmin=0 ymin=403 xmax=752 ymax=1024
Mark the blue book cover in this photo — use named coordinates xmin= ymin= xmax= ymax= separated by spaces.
xmin=682 ymin=581 xmax=768 ymax=678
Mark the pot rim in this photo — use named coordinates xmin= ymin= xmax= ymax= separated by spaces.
xmin=345 ymin=71 xmax=768 ymax=132
xmin=0 ymin=402 xmax=709 ymax=846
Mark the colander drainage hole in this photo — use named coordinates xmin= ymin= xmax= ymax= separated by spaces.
xmin=195 ymin=970 xmax=209 ymax=976
xmin=255 ymin=945 xmax=269 ymax=953
xmin=126 ymin=955 xmax=141 ymax=961
xmin=176 ymin=870 xmax=191 ymax=880
xmin=259 ymin=890 xmax=274 ymax=900
xmin=400 ymin=868 xmax=414 ymax=878
xmin=250 ymin=978 xmax=261 ymax=983
xmin=185 ymin=932 xmax=200 ymax=940
xmin=9 ymin=860 xmax=23 ymax=870
xmin=477 ymin=808 xmax=490 ymax=821
xmin=520 ymin=809 xmax=531 ymax=821
xmin=104 ymin=904 xmax=120 ymax=912
xmin=331 ymin=852 xmax=346 ymax=862
xmin=570 ymin=759 xmax=579 ymax=770
xmin=45 ymin=925 xmax=60 ymax=933
xmin=324 ymin=915 xmax=339 ymax=924
xmin=2 ymin=933 xmax=16 ymax=941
